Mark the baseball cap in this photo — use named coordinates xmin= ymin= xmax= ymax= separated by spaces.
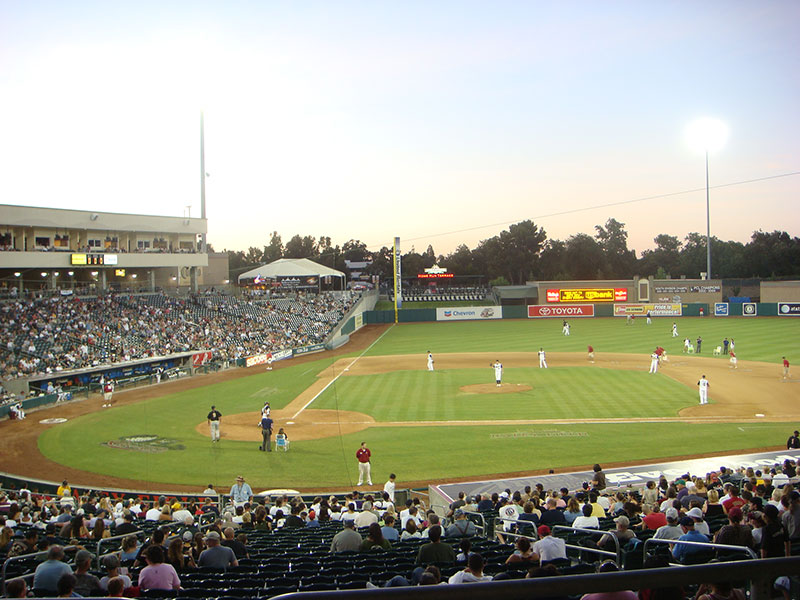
xmin=614 ymin=515 xmax=629 ymax=527
xmin=679 ymin=517 xmax=695 ymax=527
xmin=172 ymin=502 xmax=181 ymax=510
xmin=75 ymin=549 xmax=94 ymax=564
xmin=236 ymin=476 xmax=244 ymax=481
xmin=182 ymin=531 xmax=194 ymax=542
xmin=537 ymin=525 xmax=551 ymax=536
xmin=102 ymin=554 xmax=120 ymax=569
xmin=454 ymin=509 xmax=464 ymax=517
xmin=665 ymin=508 xmax=679 ymax=521
xmin=686 ymin=507 xmax=703 ymax=519
xmin=205 ymin=531 xmax=221 ymax=540
xmin=676 ymin=479 xmax=686 ymax=486
xmin=728 ymin=507 xmax=743 ymax=521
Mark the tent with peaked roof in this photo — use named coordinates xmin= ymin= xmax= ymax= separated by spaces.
xmin=238 ymin=258 xmax=345 ymax=289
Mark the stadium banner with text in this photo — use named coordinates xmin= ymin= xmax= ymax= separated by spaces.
xmin=613 ymin=303 xmax=682 ymax=317
xmin=271 ymin=349 xmax=293 ymax=362
xmin=546 ymin=288 xmax=627 ymax=303
xmin=354 ymin=313 xmax=364 ymax=329
xmin=714 ymin=303 xmax=729 ymax=317
xmin=245 ymin=353 xmax=271 ymax=367
xmin=528 ymin=304 xmax=595 ymax=318
xmin=192 ymin=351 xmax=212 ymax=366
xmin=293 ymin=343 xmax=326 ymax=356
xmin=276 ymin=275 xmax=319 ymax=288
xmin=778 ymin=302 xmax=800 ymax=316
xmin=436 ymin=306 xmax=502 ymax=321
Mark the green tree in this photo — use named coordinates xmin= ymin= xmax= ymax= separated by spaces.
xmin=284 ymin=234 xmax=317 ymax=258
xmin=263 ymin=232 xmax=283 ymax=263
xmin=500 ymin=220 xmax=547 ymax=284
xmin=594 ymin=218 xmax=636 ymax=278
xmin=564 ymin=234 xmax=604 ymax=280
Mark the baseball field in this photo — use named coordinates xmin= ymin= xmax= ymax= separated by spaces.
xmin=6 ymin=315 xmax=798 ymax=493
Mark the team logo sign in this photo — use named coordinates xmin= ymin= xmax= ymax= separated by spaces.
xmin=743 ymin=303 xmax=757 ymax=316
xmin=778 ymin=302 xmax=800 ymax=316
xmin=104 ymin=435 xmax=185 ymax=453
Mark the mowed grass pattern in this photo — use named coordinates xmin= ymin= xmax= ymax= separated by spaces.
xmin=316 ymin=368 xmax=692 ymax=420
xmin=36 ymin=316 xmax=800 ymax=488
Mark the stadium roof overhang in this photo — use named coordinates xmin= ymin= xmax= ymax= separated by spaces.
xmin=237 ymin=258 xmax=345 ymax=282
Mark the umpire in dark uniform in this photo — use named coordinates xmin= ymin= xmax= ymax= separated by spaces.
xmin=258 ymin=414 xmax=274 ymax=451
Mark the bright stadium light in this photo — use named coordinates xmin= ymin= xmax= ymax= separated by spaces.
xmin=686 ymin=117 xmax=728 ymax=280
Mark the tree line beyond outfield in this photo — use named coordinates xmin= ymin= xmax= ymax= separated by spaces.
xmin=226 ymin=220 xmax=800 ymax=285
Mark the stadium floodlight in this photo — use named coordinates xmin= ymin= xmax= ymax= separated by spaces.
xmin=686 ymin=117 xmax=729 ymax=280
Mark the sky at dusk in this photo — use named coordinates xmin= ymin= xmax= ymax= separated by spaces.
xmin=1 ymin=0 xmax=798 ymax=257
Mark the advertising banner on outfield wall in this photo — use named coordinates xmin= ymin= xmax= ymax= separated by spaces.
xmin=192 ymin=351 xmax=212 ymax=366
xmin=528 ymin=305 xmax=595 ymax=318
xmin=778 ymin=302 xmax=800 ymax=316
xmin=294 ymin=344 xmax=326 ymax=356
xmin=272 ymin=349 xmax=293 ymax=361
xmin=436 ymin=307 xmax=502 ymax=321
xmin=714 ymin=303 xmax=729 ymax=316
xmin=613 ymin=303 xmax=682 ymax=317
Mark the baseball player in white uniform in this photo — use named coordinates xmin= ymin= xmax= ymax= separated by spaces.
xmin=427 ymin=351 xmax=434 ymax=371
xmin=672 ymin=322 xmax=678 ymax=337
xmin=649 ymin=352 xmax=659 ymax=374
xmin=538 ymin=348 xmax=548 ymax=369
xmin=261 ymin=402 xmax=271 ymax=418
xmin=492 ymin=360 xmax=503 ymax=387
xmin=562 ymin=321 xmax=570 ymax=336
xmin=697 ymin=375 xmax=710 ymax=405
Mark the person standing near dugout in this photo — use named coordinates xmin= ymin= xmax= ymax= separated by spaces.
xmin=207 ymin=406 xmax=222 ymax=442
xmin=356 ymin=441 xmax=372 ymax=486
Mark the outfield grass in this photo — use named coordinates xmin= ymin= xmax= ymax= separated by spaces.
xmin=37 ymin=317 xmax=800 ymax=489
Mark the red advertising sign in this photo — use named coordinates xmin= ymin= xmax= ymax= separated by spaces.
xmin=528 ymin=305 xmax=596 ymax=318
xmin=192 ymin=351 xmax=212 ymax=366
xmin=417 ymin=273 xmax=454 ymax=279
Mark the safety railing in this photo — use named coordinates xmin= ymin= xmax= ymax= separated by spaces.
xmin=642 ymin=536 xmax=759 ymax=564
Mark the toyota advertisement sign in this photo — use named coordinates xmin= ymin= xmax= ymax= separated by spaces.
xmin=528 ymin=305 xmax=596 ymax=318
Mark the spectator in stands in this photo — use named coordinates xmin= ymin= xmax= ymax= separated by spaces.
xmin=572 ymin=503 xmax=600 ymax=529
xmin=98 ymin=555 xmax=132 ymax=592
xmin=446 ymin=509 xmax=478 ymax=537
xmin=447 ymin=492 xmax=467 ymax=518
xmin=56 ymin=573 xmax=79 ymax=598
xmin=61 ymin=514 xmax=89 ymax=540
xmin=106 ymin=577 xmax=126 ymax=598
xmin=198 ymin=531 xmax=238 ymax=568
xmin=401 ymin=519 xmax=422 ymax=540
xmin=642 ymin=480 xmax=660 ymax=505
xmin=120 ymin=535 xmax=140 ymax=562
xmin=713 ymin=507 xmax=754 ymax=550
xmin=671 ymin=517 xmax=709 ymax=563
xmin=114 ymin=510 xmax=138 ymax=535
xmin=505 ymin=537 xmax=536 ymax=566
xmin=448 ymin=552 xmax=492 ymax=584
xmin=166 ymin=537 xmax=196 ymax=572
xmin=722 ymin=486 xmax=746 ymax=514
xmin=581 ymin=562 xmax=637 ymax=600
xmin=221 ymin=527 xmax=249 ymax=559
xmin=704 ymin=489 xmax=724 ymax=517
xmin=597 ymin=515 xmax=635 ymax=551
xmin=416 ymin=525 xmax=455 ymax=565
xmin=781 ymin=490 xmax=800 ymax=541
xmin=33 ymin=545 xmax=73 ymax=593
xmin=539 ymin=497 xmax=566 ymax=528
xmin=354 ymin=501 xmax=379 ymax=528
xmin=760 ymin=504 xmax=790 ymax=558
xmin=686 ymin=507 xmax=710 ymax=537
xmin=591 ymin=464 xmax=607 ymax=491
xmin=563 ymin=497 xmax=582 ymax=525
xmin=381 ymin=514 xmax=399 ymax=541
xmin=330 ymin=520 xmax=362 ymax=553
xmin=5 ymin=579 xmax=27 ymax=599
xmin=654 ymin=508 xmax=683 ymax=540
xmin=695 ymin=581 xmax=746 ymax=600
xmin=360 ymin=522 xmax=391 ymax=552
xmin=137 ymin=545 xmax=181 ymax=591
xmin=531 ymin=525 xmax=567 ymax=564
xmin=638 ymin=503 xmax=666 ymax=531
xmin=72 ymin=549 xmax=101 ymax=596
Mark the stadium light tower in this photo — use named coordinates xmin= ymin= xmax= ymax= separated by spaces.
xmin=686 ymin=117 xmax=728 ymax=280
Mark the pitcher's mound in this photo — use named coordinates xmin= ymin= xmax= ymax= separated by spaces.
xmin=460 ymin=383 xmax=532 ymax=394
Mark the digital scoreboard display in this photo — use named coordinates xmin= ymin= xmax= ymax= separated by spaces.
xmin=71 ymin=253 xmax=118 ymax=266
xmin=546 ymin=288 xmax=628 ymax=302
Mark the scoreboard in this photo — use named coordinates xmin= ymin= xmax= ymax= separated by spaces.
xmin=71 ymin=253 xmax=118 ymax=266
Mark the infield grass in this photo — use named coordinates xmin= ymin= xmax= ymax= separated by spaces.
xmin=37 ymin=317 xmax=800 ymax=489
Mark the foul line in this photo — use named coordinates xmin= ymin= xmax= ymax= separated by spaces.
xmin=291 ymin=324 xmax=396 ymax=419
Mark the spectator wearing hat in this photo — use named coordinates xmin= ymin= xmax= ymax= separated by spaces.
xmin=686 ymin=507 xmax=710 ymax=537
xmin=72 ymin=549 xmax=101 ymax=596
xmin=760 ymin=504 xmax=790 ymax=558
xmin=99 ymin=555 xmax=132 ymax=591
xmin=172 ymin=502 xmax=193 ymax=523
xmin=446 ymin=509 xmax=478 ymax=537
xmin=531 ymin=525 xmax=567 ymax=564
xmin=229 ymin=476 xmax=252 ymax=506
xmin=597 ymin=515 xmax=635 ymax=550
xmin=672 ymin=517 xmax=709 ymax=563
xmin=713 ymin=507 xmax=754 ymax=550
xmin=653 ymin=508 xmax=682 ymax=540
xmin=198 ymin=531 xmax=238 ymax=568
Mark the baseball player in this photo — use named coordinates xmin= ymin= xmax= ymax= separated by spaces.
xmin=261 ymin=401 xmax=271 ymax=418
xmin=729 ymin=350 xmax=737 ymax=369
xmin=649 ymin=351 xmax=659 ymax=374
xmin=266 ymin=353 xmax=274 ymax=371
xmin=538 ymin=348 xmax=548 ymax=369
xmin=562 ymin=320 xmax=570 ymax=336
xmin=427 ymin=351 xmax=434 ymax=371
xmin=672 ymin=322 xmax=678 ymax=337
xmin=491 ymin=360 xmax=503 ymax=387
xmin=782 ymin=356 xmax=790 ymax=380
xmin=207 ymin=405 xmax=222 ymax=442
xmin=587 ymin=345 xmax=595 ymax=363
xmin=646 ymin=311 xmax=652 ymax=325
xmin=102 ymin=379 xmax=115 ymax=408
xmin=697 ymin=375 xmax=710 ymax=405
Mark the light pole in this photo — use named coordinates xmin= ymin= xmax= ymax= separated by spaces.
xmin=686 ymin=118 xmax=728 ymax=280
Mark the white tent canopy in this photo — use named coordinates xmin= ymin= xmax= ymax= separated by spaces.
xmin=238 ymin=258 xmax=345 ymax=282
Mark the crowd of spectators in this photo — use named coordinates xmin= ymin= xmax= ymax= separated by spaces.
xmin=0 ymin=290 xmax=360 ymax=380
xmin=2 ymin=460 xmax=798 ymax=597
